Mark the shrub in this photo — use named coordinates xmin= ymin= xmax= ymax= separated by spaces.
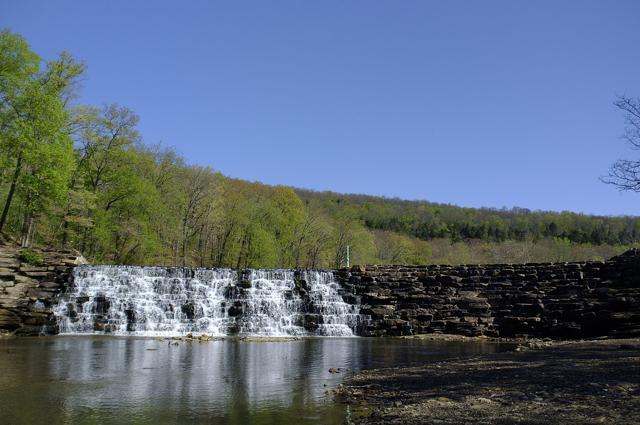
xmin=19 ymin=249 xmax=44 ymax=266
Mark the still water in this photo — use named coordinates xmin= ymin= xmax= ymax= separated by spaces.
xmin=0 ymin=337 xmax=509 ymax=425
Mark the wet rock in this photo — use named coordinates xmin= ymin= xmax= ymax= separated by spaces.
xmin=125 ymin=309 xmax=136 ymax=331
xmin=228 ymin=305 xmax=242 ymax=317
xmin=92 ymin=296 xmax=110 ymax=314
xmin=181 ymin=303 xmax=195 ymax=319
xmin=303 ymin=314 xmax=321 ymax=331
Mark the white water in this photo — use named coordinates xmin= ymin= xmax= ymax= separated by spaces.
xmin=53 ymin=266 xmax=363 ymax=337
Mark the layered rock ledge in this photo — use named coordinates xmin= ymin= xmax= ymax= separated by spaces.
xmin=0 ymin=243 xmax=87 ymax=335
xmin=337 ymin=249 xmax=640 ymax=339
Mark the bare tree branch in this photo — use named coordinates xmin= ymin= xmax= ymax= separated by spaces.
xmin=603 ymin=95 xmax=640 ymax=191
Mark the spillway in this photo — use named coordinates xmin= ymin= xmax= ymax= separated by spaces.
xmin=52 ymin=266 xmax=365 ymax=337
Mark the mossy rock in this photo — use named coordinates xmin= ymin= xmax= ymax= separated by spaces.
xmin=294 ymin=278 xmax=309 ymax=291
xmin=19 ymin=249 xmax=44 ymax=266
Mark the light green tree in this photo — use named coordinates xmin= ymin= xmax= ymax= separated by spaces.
xmin=0 ymin=30 xmax=84 ymax=245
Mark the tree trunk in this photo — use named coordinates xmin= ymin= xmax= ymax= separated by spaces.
xmin=236 ymin=232 xmax=248 ymax=269
xmin=215 ymin=224 xmax=235 ymax=267
xmin=80 ymin=226 xmax=89 ymax=253
xmin=61 ymin=220 xmax=69 ymax=246
xmin=181 ymin=234 xmax=188 ymax=267
xmin=20 ymin=210 xmax=33 ymax=248
xmin=0 ymin=155 xmax=23 ymax=233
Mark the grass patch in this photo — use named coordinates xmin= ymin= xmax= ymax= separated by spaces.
xmin=19 ymin=249 xmax=44 ymax=266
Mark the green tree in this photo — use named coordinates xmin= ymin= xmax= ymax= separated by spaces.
xmin=0 ymin=30 xmax=84 ymax=244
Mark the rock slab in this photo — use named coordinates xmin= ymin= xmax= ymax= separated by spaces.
xmin=0 ymin=243 xmax=87 ymax=335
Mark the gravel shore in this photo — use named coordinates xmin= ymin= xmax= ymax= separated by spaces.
xmin=337 ymin=337 xmax=640 ymax=425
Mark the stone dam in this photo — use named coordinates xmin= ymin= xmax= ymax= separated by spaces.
xmin=0 ymin=242 xmax=639 ymax=339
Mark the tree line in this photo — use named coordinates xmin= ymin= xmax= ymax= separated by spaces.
xmin=0 ymin=30 xmax=637 ymax=267
xmin=296 ymin=190 xmax=640 ymax=246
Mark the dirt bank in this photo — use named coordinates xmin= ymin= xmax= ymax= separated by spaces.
xmin=337 ymin=337 xmax=640 ymax=424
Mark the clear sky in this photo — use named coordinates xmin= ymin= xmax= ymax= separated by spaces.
xmin=3 ymin=1 xmax=640 ymax=216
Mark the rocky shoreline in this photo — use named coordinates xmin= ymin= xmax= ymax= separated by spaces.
xmin=336 ymin=336 xmax=640 ymax=424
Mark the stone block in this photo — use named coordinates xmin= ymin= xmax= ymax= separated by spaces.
xmin=18 ymin=265 xmax=48 ymax=273
xmin=14 ymin=275 xmax=37 ymax=286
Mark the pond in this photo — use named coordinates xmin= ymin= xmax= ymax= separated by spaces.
xmin=0 ymin=336 xmax=511 ymax=425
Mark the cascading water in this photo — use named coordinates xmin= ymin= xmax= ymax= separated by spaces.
xmin=52 ymin=266 xmax=365 ymax=337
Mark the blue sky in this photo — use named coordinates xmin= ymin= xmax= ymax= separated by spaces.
xmin=3 ymin=1 xmax=640 ymax=216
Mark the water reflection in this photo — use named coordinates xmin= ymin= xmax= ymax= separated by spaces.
xmin=0 ymin=337 xmax=509 ymax=425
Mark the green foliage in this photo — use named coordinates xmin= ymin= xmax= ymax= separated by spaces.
xmin=0 ymin=30 xmax=85 ymax=245
xmin=296 ymin=190 xmax=640 ymax=246
xmin=18 ymin=248 xmax=43 ymax=266
xmin=0 ymin=29 xmax=637 ymax=267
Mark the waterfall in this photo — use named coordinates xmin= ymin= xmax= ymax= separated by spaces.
xmin=52 ymin=266 xmax=364 ymax=337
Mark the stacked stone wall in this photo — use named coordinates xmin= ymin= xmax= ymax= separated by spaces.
xmin=337 ymin=249 xmax=640 ymax=338
xmin=2 ymin=241 xmax=638 ymax=339
xmin=0 ymin=243 xmax=87 ymax=335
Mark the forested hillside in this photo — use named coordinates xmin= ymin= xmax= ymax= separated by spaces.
xmin=297 ymin=191 xmax=640 ymax=245
xmin=0 ymin=30 xmax=637 ymax=267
